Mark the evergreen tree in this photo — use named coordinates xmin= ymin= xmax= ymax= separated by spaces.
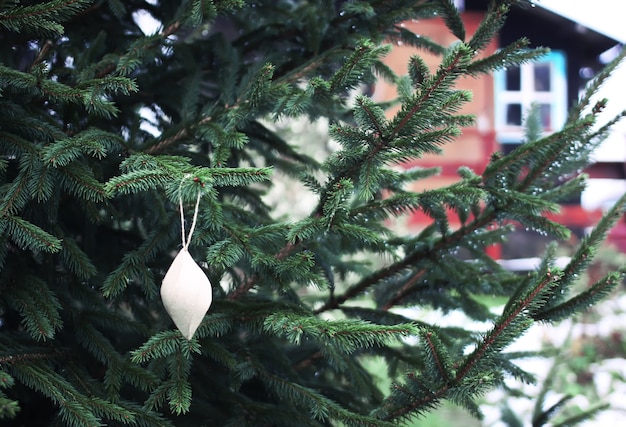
xmin=0 ymin=0 xmax=624 ymax=426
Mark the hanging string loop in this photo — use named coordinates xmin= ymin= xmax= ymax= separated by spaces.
xmin=178 ymin=174 xmax=202 ymax=250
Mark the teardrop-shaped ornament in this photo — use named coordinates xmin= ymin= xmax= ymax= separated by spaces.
xmin=161 ymin=248 xmax=212 ymax=340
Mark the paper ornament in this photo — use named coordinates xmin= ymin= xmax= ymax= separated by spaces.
xmin=160 ymin=184 xmax=212 ymax=340
xmin=161 ymin=248 xmax=212 ymax=340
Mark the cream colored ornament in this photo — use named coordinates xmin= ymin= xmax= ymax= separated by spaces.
xmin=161 ymin=183 xmax=212 ymax=340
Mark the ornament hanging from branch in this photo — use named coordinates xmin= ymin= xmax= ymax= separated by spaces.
xmin=161 ymin=177 xmax=212 ymax=340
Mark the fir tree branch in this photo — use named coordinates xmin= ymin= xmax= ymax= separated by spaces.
xmin=460 ymin=276 xmax=557 ymax=375
xmin=0 ymin=167 xmax=31 ymax=217
xmin=256 ymin=363 xmax=396 ymax=427
xmin=226 ymin=241 xmax=300 ymax=299
xmin=274 ymin=46 xmax=348 ymax=83
xmin=145 ymin=116 xmax=211 ymax=154
xmin=389 ymin=44 xmax=471 ymax=138
xmin=435 ymin=0 xmax=466 ymax=41
xmin=567 ymin=46 xmax=626 ymax=124
xmin=0 ymin=350 xmax=62 ymax=365
xmin=315 ymin=210 xmax=494 ymax=313
xmin=533 ymin=272 xmax=622 ymax=323
xmin=0 ymin=0 xmax=90 ymax=35
xmin=380 ymin=371 xmax=448 ymax=422
xmin=381 ymin=269 xmax=426 ymax=311
xmin=379 ymin=270 xmax=555 ymax=422
xmin=30 ymin=39 xmax=54 ymax=69
xmin=517 ymin=120 xmax=594 ymax=191
xmin=5 ymin=215 xmax=62 ymax=253
xmin=422 ymin=329 xmax=454 ymax=383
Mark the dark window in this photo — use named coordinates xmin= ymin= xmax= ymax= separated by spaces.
xmin=505 ymin=66 xmax=521 ymax=91
xmin=534 ymin=64 xmax=551 ymax=91
xmin=506 ymin=103 xmax=522 ymax=125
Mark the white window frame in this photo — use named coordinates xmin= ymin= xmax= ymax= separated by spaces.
xmin=494 ymin=51 xmax=567 ymax=144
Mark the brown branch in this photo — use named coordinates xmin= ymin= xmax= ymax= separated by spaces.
xmin=424 ymin=332 xmax=448 ymax=381
xmin=145 ymin=116 xmax=212 ymax=154
xmin=381 ymin=269 xmax=425 ymax=311
xmin=315 ymin=210 xmax=494 ymax=314
xmin=293 ymin=351 xmax=323 ymax=370
xmin=30 ymin=40 xmax=53 ymax=69
xmin=0 ymin=350 xmax=62 ymax=365
xmin=226 ymin=241 xmax=300 ymax=300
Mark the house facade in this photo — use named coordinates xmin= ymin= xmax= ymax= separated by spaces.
xmin=373 ymin=2 xmax=624 ymax=257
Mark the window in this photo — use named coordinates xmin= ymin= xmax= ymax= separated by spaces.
xmin=494 ymin=51 xmax=566 ymax=144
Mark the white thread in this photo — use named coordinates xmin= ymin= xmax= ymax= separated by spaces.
xmin=185 ymin=190 xmax=202 ymax=249
xmin=178 ymin=176 xmax=202 ymax=250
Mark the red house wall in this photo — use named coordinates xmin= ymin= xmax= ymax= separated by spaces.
xmin=373 ymin=13 xmax=497 ymax=227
